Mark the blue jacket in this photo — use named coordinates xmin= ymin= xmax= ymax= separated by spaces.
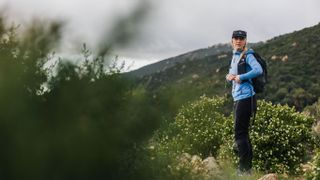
xmin=228 ymin=49 xmax=263 ymax=101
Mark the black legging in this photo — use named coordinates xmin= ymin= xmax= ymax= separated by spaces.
xmin=234 ymin=95 xmax=256 ymax=171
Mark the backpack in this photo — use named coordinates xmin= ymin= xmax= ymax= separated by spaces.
xmin=237 ymin=52 xmax=267 ymax=93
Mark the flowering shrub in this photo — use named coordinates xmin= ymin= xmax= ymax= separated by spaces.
xmin=305 ymin=150 xmax=320 ymax=180
xmin=219 ymin=100 xmax=315 ymax=174
xmin=153 ymin=95 xmax=229 ymax=158
xmin=151 ymin=96 xmax=315 ymax=176
xmin=305 ymin=121 xmax=320 ymax=179
xmin=144 ymin=96 xmax=228 ymax=179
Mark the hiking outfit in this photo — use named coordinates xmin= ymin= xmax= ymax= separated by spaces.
xmin=228 ymin=47 xmax=263 ymax=173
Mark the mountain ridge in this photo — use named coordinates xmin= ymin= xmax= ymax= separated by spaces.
xmin=127 ymin=42 xmax=262 ymax=78
xmin=130 ymin=22 xmax=320 ymax=111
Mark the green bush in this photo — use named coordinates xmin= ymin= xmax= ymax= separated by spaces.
xmin=305 ymin=149 xmax=320 ymax=180
xmin=304 ymin=99 xmax=320 ymax=179
xmin=148 ymin=96 xmax=315 ymax=178
xmin=304 ymin=97 xmax=320 ymax=122
xmin=140 ymin=96 xmax=229 ymax=179
xmin=153 ymin=95 xmax=229 ymax=158
xmin=219 ymin=100 xmax=315 ymax=174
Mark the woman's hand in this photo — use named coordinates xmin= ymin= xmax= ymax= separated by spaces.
xmin=234 ymin=75 xmax=241 ymax=83
xmin=226 ymin=74 xmax=236 ymax=81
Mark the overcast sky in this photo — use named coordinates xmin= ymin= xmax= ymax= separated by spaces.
xmin=1 ymin=0 xmax=320 ymax=70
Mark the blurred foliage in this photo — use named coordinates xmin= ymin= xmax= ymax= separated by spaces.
xmin=0 ymin=11 xmax=166 ymax=179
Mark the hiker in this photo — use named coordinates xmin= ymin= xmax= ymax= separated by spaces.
xmin=226 ymin=30 xmax=263 ymax=175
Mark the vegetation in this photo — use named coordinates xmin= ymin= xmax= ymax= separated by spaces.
xmin=305 ymin=97 xmax=320 ymax=122
xmin=0 ymin=17 xmax=164 ymax=180
xmin=304 ymin=99 xmax=320 ymax=179
xmin=134 ymin=23 xmax=320 ymax=111
xmin=2 ymin=9 xmax=320 ymax=179
xmin=140 ymin=96 xmax=316 ymax=178
xmin=220 ymin=100 xmax=315 ymax=174
xmin=152 ymin=96 xmax=228 ymax=158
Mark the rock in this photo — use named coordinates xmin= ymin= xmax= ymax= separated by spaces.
xmin=176 ymin=154 xmax=221 ymax=179
xmin=218 ymin=54 xmax=227 ymax=59
xmin=281 ymin=55 xmax=288 ymax=62
xmin=271 ymin=55 xmax=278 ymax=60
xmin=202 ymin=157 xmax=221 ymax=177
xmin=271 ymin=55 xmax=288 ymax=62
xmin=313 ymin=121 xmax=320 ymax=137
xmin=202 ymin=157 xmax=218 ymax=169
xmin=192 ymin=74 xmax=200 ymax=79
xmin=190 ymin=155 xmax=202 ymax=165
xmin=181 ymin=152 xmax=192 ymax=160
xmin=258 ymin=173 xmax=278 ymax=180
xmin=301 ymin=163 xmax=313 ymax=173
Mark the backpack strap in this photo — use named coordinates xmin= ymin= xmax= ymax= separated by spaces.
xmin=239 ymin=47 xmax=247 ymax=61
xmin=242 ymin=49 xmax=256 ymax=126
xmin=243 ymin=50 xmax=255 ymax=63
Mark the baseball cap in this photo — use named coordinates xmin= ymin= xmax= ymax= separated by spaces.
xmin=232 ymin=30 xmax=247 ymax=39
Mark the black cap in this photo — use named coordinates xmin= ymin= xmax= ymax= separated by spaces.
xmin=232 ymin=30 xmax=247 ymax=38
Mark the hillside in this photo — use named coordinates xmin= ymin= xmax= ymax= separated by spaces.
xmin=127 ymin=43 xmax=231 ymax=78
xmin=128 ymin=42 xmax=261 ymax=78
xmin=129 ymin=23 xmax=320 ymax=111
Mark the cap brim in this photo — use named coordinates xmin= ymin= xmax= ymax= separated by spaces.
xmin=232 ymin=35 xmax=246 ymax=38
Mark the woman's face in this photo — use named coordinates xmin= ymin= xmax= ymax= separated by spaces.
xmin=232 ymin=37 xmax=246 ymax=51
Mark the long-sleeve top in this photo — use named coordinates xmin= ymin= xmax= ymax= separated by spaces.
xmin=228 ymin=49 xmax=263 ymax=101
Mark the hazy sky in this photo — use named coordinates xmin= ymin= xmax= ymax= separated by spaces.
xmin=1 ymin=0 xmax=320 ymax=70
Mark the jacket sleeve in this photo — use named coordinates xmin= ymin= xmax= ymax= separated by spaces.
xmin=239 ymin=54 xmax=263 ymax=81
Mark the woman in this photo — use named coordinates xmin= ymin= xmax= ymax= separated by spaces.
xmin=226 ymin=30 xmax=263 ymax=175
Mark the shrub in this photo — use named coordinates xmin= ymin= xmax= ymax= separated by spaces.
xmin=304 ymin=109 xmax=320 ymax=179
xmin=304 ymin=149 xmax=320 ymax=180
xmin=153 ymin=95 xmax=229 ymax=158
xmin=142 ymin=96 xmax=229 ymax=179
xmin=304 ymin=97 xmax=320 ymax=122
xmin=219 ymin=100 xmax=315 ymax=174
xmin=149 ymin=96 xmax=315 ymax=177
